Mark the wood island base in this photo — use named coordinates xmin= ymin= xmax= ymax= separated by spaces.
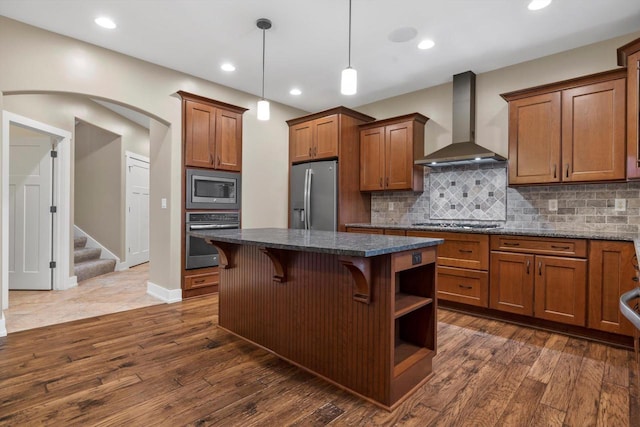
xmin=213 ymin=243 xmax=438 ymax=411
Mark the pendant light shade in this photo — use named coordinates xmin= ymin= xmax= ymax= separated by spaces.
xmin=341 ymin=67 xmax=357 ymax=95
xmin=341 ymin=0 xmax=357 ymax=95
xmin=257 ymin=18 xmax=272 ymax=121
xmin=257 ymin=99 xmax=270 ymax=121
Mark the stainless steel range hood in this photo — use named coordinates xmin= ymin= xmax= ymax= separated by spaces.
xmin=415 ymin=71 xmax=506 ymax=167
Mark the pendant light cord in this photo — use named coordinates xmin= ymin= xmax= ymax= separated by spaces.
xmin=347 ymin=0 xmax=352 ymax=68
xmin=261 ymin=28 xmax=266 ymax=99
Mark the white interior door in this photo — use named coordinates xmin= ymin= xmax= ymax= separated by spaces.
xmin=9 ymin=126 xmax=52 ymax=290
xmin=126 ymin=154 xmax=150 ymax=267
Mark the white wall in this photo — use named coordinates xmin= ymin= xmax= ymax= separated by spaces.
xmin=0 ymin=16 xmax=305 ymax=316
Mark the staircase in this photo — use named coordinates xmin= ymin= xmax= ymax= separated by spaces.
xmin=74 ymin=236 xmax=117 ymax=282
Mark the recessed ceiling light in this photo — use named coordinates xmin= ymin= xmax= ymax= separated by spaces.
xmin=94 ymin=16 xmax=116 ymax=29
xmin=221 ymin=63 xmax=236 ymax=72
xmin=528 ymin=0 xmax=552 ymax=11
xmin=418 ymin=39 xmax=435 ymax=50
xmin=290 ymin=88 xmax=302 ymax=96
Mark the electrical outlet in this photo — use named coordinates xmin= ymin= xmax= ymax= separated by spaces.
xmin=389 ymin=202 xmax=394 ymax=211
xmin=548 ymin=199 xmax=558 ymax=212
xmin=615 ymin=198 xmax=626 ymax=212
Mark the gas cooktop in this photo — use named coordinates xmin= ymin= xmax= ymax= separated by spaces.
xmin=412 ymin=223 xmax=501 ymax=229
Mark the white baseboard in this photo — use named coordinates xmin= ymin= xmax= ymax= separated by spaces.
xmin=0 ymin=312 xmax=6 ymax=337
xmin=116 ymin=262 xmax=129 ymax=272
xmin=146 ymin=281 xmax=182 ymax=303
xmin=57 ymin=275 xmax=77 ymax=291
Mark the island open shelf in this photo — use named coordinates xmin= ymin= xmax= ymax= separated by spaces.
xmin=189 ymin=228 xmax=442 ymax=411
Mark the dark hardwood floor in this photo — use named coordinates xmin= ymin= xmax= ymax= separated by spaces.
xmin=0 ymin=294 xmax=638 ymax=426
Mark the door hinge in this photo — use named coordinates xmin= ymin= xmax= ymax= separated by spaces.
xmin=49 ymin=261 xmax=56 ymax=269
xmin=50 ymin=150 xmax=58 ymax=158
xmin=50 ymin=206 xmax=57 ymax=213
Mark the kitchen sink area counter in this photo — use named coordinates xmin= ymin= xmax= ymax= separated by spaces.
xmin=190 ymin=227 xmax=443 ymax=410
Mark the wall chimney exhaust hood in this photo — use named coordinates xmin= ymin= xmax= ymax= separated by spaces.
xmin=415 ymin=71 xmax=506 ymax=167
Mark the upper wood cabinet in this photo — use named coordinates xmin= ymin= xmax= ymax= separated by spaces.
xmin=359 ymin=113 xmax=428 ymax=192
xmin=618 ymin=37 xmax=640 ymax=179
xmin=179 ymin=91 xmax=247 ymax=171
xmin=289 ymin=114 xmax=339 ymax=163
xmin=501 ymin=69 xmax=626 ymax=185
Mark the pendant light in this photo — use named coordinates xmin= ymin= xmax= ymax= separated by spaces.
xmin=256 ymin=18 xmax=272 ymax=121
xmin=341 ymin=0 xmax=357 ymax=95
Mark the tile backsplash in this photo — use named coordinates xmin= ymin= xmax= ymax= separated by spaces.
xmin=371 ymin=163 xmax=640 ymax=233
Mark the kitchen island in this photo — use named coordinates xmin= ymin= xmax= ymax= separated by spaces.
xmin=188 ymin=228 xmax=443 ymax=410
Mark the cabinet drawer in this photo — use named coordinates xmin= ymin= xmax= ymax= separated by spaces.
xmin=437 ymin=266 xmax=488 ymax=308
xmin=184 ymin=270 xmax=219 ymax=290
xmin=385 ymin=229 xmax=406 ymax=236
xmin=490 ymin=235 xmax=586 ymax=258
xmin=407 ymin=231 xmax=489 ymax=270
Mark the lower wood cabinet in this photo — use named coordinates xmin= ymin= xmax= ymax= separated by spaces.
xmin=534 ymin=255 xmax=587 ymax=326
xmin=183 ymin=267 xmax=220 ymax=298
xmin=588 ymin=240 xmax=637 ymax=335
xmin=438 ymin=266 xmax=488 ymax=308
xmin=490 ymin=252 xmax=534 ymax=316
xmin=490 ymin=235 xmax=587 ymax=327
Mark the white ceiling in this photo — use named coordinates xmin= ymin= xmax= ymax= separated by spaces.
xmin=1 ymin=0 xmax=639 ymax=113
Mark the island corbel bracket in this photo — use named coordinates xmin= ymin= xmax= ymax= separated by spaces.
xmin=339 ymin=256 xmax=371 ymax=304
xmin=206 ymin=240 xmax=236 ymax=269
xmin=259 ymin=247 xmax=287 ymax=283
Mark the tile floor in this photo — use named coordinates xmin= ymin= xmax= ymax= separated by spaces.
xmin=4 ymin=263 xmax=163 ymax=334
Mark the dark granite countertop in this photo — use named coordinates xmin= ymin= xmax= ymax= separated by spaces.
xmin=345 ymin=223 xmax=639 ymax=242
xmin=189 ymin=227 xmax=443 ymax=257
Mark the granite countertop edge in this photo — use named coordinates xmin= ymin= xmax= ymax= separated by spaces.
xmin=345 ymin=223 xmax=640 ymax=242
xmin=189 ymin=228 xmax=444 ymax=258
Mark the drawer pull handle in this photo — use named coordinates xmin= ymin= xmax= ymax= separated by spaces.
xmin=458 ymin=249 xmax=473 ymax=254
xmin=633 ymin=276 xmax=639 ymax=282
xmin=458 ymin=284 xmax=473 ymax=290
xmin=194 ymin=279 xmax=206 ymax=284
xmin=526 ymin=259 xmax=530 ymax=274
xmin=551 ymin=245 xmax=570 ymax=250
xmin=309 ymin=147 xmax=312 ymax=157
xmin=504 ymin=242 xmax=520 ymax=247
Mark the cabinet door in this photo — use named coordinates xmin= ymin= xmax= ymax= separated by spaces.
xmin=534 ymin=255 xmax=586 ymax=326
xmin=313 ymin=115 xmax=339 ymax=159
xmin=184 ymin=100 xmax=216 ymax=168
xmin=588 ymin=241 xmax=637 ymax=336
xmin=360 ymin=127 xmax=385 ymax=191
xmin=627 ymin=52 xmax=640 ymax=179
xmin=562 ymin=78 xmax=626 ymax=182
xmin=215 ymin=108 xmax=242 ymax=171
xmin=385 ymin=121 xmax=413 ymax=190
xmin=489 ymin=252 xmax=534 ymax=316
xmin=507 ymin=92 xmax=561 ymax=184
xmin=290 ymin=121 xmax=313 ymax=163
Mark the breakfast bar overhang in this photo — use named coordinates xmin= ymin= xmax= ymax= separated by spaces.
xmin=189 ymin=228 xmax=443 ymax=410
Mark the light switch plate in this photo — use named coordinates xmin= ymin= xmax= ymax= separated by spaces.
xmin=161 ymin=198 xmax=167 ymax=209
xmin=548 ymin=199 xmax=558 ymax=212
xmin=615 ymin=198 xmax=626 ymax=211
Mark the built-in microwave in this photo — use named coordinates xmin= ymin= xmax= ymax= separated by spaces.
xmin=186 ymin=168 xmax=241 ymax=210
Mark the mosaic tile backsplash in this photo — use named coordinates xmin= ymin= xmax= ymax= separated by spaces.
xmin=429 ymin=167 xmax=506 ymax=220
xmin=371 ymin=163 xmax=640 ymax=233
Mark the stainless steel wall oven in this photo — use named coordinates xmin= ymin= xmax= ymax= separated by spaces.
xmin=185 ymin=211 xmax=239 ymax=269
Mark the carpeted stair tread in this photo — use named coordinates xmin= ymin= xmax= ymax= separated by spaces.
xmin=74 ymin=259 xmax=117 ymax=283
xmin=74 ymin=247 xmax=102 ymax=263
xmin=74 ymin=236 xmax=87 ymax=249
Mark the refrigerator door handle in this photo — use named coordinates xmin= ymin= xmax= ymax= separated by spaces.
xmin=303 ymin=168 xmax=309 ymax=229
xmin=306 ymin=169 xmax=313 ymax=228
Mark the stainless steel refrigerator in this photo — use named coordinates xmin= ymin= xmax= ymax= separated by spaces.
xmin=290 ymin=160 xmax=338 ymax=231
